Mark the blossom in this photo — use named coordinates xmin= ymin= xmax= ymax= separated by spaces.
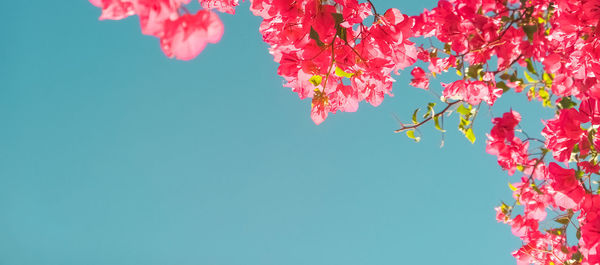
xmin=542 ymin=108 xmax=589 ymax=162
xmin=91 ymin=1 xmax=600 ymax=262
xmin=160 ymin=10 xmax=224 ymax=60
xmin=442 ymin=80 xmax=502 ymax=105
xmin=580 ymin=194 xmax=600 ymax=264
xmin=89 ymin=0 xmax=135 ymax=20
xmin=134 ymin=0 xmax=190 ymax=37
xmin=200 ymin=0 xmax=239 ymax=14
xmin=486 ymin=111 xmax=529 ymax=175
xmin=409 ymin=67 xmax=429 ymax=90
xmin=548 ymin=163 xmax=586 ymax=209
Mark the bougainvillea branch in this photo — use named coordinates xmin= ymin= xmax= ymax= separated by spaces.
xmin=91 ymin=0 xmax=600 ymax=264
xmin=394 ymin=100 xmax=459 ymax=132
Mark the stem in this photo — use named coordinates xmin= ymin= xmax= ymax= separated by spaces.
xmin=366 ymin=0 xmax=379 ymax=18
xmin=394 ymin=101 xmax=460 ymax=132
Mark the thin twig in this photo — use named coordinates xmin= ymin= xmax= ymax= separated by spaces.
xmin=394 ymin=101 xmax=460 ymax=132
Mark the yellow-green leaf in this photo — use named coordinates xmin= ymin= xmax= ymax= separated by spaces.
xmin=406 ymin=130 xmax=420 ymax=142
xmin=412 ymin=109 xmax=419 ymax=124
xmin=309 ymin=75 xmax=322 ymax=86
xmin=335 ymin=66 xmax=354 ymax=78
xmin=523 ymin=71 xmax=536 ymax=83
xmin=456 ymin=104 xmax=471 ymax=116
xmin=542 ymin=72 xmax=553 ymax=86
xmin=538 ymin=88 xmax=549 ymax=100
xmin=434 ymin=116 xmax=445 ymax=132
xmin=537 ymin=17 xmax=546 ymax=24
xmin=465 ymin=128 xmax=476 ymax=143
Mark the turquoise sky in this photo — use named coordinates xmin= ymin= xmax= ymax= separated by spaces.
xmin=1 ymin=1 xmax=554 ymax=264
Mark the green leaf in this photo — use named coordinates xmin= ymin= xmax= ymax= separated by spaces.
xmin=412 ymin=109 xmax=419 ymax=124
xmin=309 ymin=75 xmax=322 ymax=86
xmin=538 ymin=88 xmax=549 ymax=100
xmin=423 ymin=102 xmax=435 ymax=119
xmin=496 ymin=81 xmax=510 ymax=93
xmin=523 ymin=24 xmax=538 ymax=41
xmin=337 ymin=26 xmax=347 ymax=42
xmin=509 ymin=71 xmax=518 ymax=82
xmin=588 ymin=130 xmax=596 ymax=151
xmin=554 ymin=216 xmax=571 ymax=225
xmin=508 ymin=182 xmax=517 ymax=191
xmin=465 ymin=128 xmax=476 ymax=144
xmin=434 ymin=116 xmax=445 ymax=132
xmin=456 ymin=104 xmax=471 ymax=116
xmin=525 ymin=58 xmax=537 ymax=75
xmin=500 ymin=202 xmax=511 ymax=213
xmin=334 ymin=66 xmax=354 ymax=78
xmin=557 ymin=97 xmax=577 ymax=109
xmin=531 ymin=183 xmax=544 ymax=194
xmin=466 ymin=64 xmax=482 ymax=79
xmin=548 ymin=229 xmax=563 ymax=236
xmin=573 ymin=251 xmax=583 ymax=262
xmin=543 ymin=99 xmax=552 ymax=107
xmin=427 ymin=102 xmax=436 ymax=113
xmin=537 ymin=17 xmax=546 ymax=24
xmin=523 ymin=70 xmax=536 ymax=83
xmin=460 ymin=116 xmax=470 ymax=127
xmin=406 ymin=130 xmax=420 ymax=142
xmin=542 ymin=72 xmax=553 ymax=86
xmin=309 ymin=27 xmax=325 ymax=47
xmin=528 ymin=86 xmax=535 ymax=96
xmin=331 ymin=13 xmax=344 ymax=25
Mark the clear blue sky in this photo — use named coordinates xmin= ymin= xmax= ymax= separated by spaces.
xmin=0 ymin=1 xmax=553 ymax=264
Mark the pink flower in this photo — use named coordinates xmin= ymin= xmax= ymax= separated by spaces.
xmin=409 ymin=67 xmax=429 ymax=90
xmin=486 ymin=111 xmax=529 ymax=175
xmin=490 ymin=110 xmax=521 ymax=139
xmin=442 ymin=80 xmax=502 ymax=105
xmin=311 ymin=90 xmax=331 ymax=125
xmin=510 ymin=214 xmax=538 ymax=239
xmin=543 ymin=53 xmax=562 ymax=74
xmin=134 ymin=0 xmax=190 ymax=37
xmin=199 ymin=0 xmax=239 ymax=14
xmin=548 ymin=162 xmax=586 ymax=209
xmin=90 ymin=0 xmax=135 ymax=20
xmin=160 ymin=10 xmax=224 ymax=60
xmin=335 ymin=0 xmax=371 ymax=27
xmin=542 ymin=108 xmax=589 ymax=162
xmin=427 ymin=56 xmax=455 ymax=74
xmin=580 ymin=195 xmax=600 ymax=265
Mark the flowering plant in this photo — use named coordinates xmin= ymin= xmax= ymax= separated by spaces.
xmin=91 ymin=0 xmax=600 ymax=263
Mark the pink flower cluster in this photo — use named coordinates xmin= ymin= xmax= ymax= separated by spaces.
xmin=90 ymin=0 xmax=235 ymax=60
xmin=486 ymin=110 xmax=529 ymax=175
xmin=250 ymin=0 xmax=418 ymax=124
xmin=91 ymin=0 xmax=600 ymax=263
xmin=490 ymin=108 xmax=600 ymax=264
xmin=403 ymin=0 xmax=600 ymax=262
xmin=92 ymin=0 xmax=419 ymax=124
